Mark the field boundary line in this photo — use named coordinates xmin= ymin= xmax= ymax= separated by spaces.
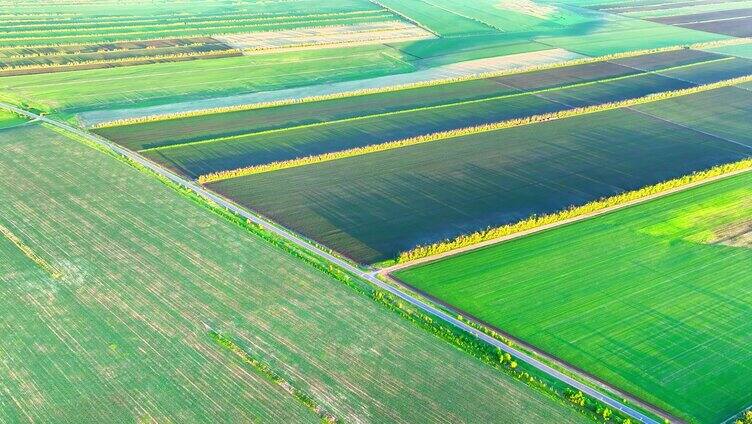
xmin=92 ymin=36 xmax=752 ymax=128
xmin=139 ymin=56 xmax=732 ymax=153
xmin=0 ymin=102 xmax=660 ymax=424
xmin=197 ymin=74 xmax=752 ymax=183
xmin=383 ymin=160 xmax=752 ymax=270
xmin=0 ymin=221 xmax=62 ymax=279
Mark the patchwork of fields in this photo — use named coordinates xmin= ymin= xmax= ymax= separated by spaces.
xmin=395 ymin=171 xmax=752 ymax=423
xmin=4 ymin=0 xmax=752 ymax=422
xmin=93 ymin=48 xmax=752 ymax=264
xmin=0 ymin=123 xmax=589 ymax=423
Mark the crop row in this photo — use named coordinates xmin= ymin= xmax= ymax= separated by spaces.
xmin=0 ymin=221 xmax=62 ymax=278
xmin=0 ymin=15 xmax=399 ymax=43
xmin=197 ymin=74 xmax=752 ymax=184
xmin=0 ymin=48 xmax=241 ymax=73
xmin=0 ymin=9 xmax=389 ymax=32
xmin=396 ymin=159 xmax=752 ymax=263
xmin=92 ymin=37 xmax=752 ymax=128
xmin=209 ymin=331 xmax=338 ymax=423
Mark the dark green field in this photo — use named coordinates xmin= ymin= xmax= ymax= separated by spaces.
xmin=129 ymin=54 xmax=750 ymax=179
xmin=207 ymin=99 xmax=752 ymax=263
xmin=96 ymin=49 xmax=729 ymax=161
xmin=395 ymin=171 xmax=752 ymax=423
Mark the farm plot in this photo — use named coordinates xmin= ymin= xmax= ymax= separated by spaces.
xmin=373 ymin=0 xmax=498 ymax=36
xmin=206 ymin=103 xmax=752 ymax=264
xmin=214 ymin=21 xmax=434 ymax=51
xmin=0 ymin=37 xmax=241 ymax=76
xmin=657 ymin=56 xmax=752 ymax=83
xmin=0 ymin=45 xmax=413 ymax=114
xmin=0 ymin=3 xmax=398 ymax=47
xmin=139 ymin=68 xmax=703 ymax=179
xmin=537 ymin=18 xmax=727 ymax=56
xmin=0 ymin=123 xmax=588 ymax=423
xmin=102 ymin=49 xmax=732 ymax=166
xmin=394 ymin=171 xmax=752 ymax=424
xmin=634 ymin=86 xmax=752 ymax=148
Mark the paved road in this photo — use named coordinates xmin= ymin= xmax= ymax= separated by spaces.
xmin=2 ymin=102 xmax=661 ymax=424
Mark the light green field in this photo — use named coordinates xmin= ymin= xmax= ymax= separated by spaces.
xmin=0 ymin=45 xmax=413 ymax=114
xmin=396 ymin=172 xmax=752 ymax=423
xmin=0 ymin=109 xmax=25 ymax=129
xmin=0 ymin=122 xmax=588 ymax=422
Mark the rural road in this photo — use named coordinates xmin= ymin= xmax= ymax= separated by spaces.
xmin=2 ymin=102 xmax=661 ymax=424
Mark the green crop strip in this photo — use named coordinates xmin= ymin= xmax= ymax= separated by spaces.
xmin=0 ymin=10 xmax=390 ymax=33
xmin=197 ymin=73 xmax=752 ymax=184
xmin=395 ymin=159 xmax=752 ymax=264
xmin=0 ymin=15 xmax=398 ymax=43
xmin=47 ymin=121 xmax=642 ymax=424
xmin=209 ymin=330 xmax=339 ymax=423
xmin=93 ymin=37 xmax=752 ymax=128
xmin=0 ymin=221 xmax=62 ymax=279
xmin=140 ymin=55 xmax=733 ymax=154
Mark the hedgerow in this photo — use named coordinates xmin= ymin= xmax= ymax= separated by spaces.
xmin=197 ymin=74 xmax=752 ymax=183
xmin=92 ymin=36 xmax=752 ymax=128
xmin=396 ymin=159 xmax=752 ymax=263
xmin=0 ymin=49 xmax=241 ymax=72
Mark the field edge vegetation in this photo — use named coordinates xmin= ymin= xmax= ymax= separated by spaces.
xmin=392 ymin=158 xmax=752 ymax=264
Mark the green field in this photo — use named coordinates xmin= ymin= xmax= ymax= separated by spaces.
xmin=0 ymin=45 xmax=413 ymax=114
xmin=0 ymin=0 xmax=390 ymax=46
xmin=207 ymin=98 xmax=752 ymax=263
xmin=395 ymin=171 xmax=752 ymax=423
xmin=0 ymin=109 xmax=25 ymax=129
xmin=0 ymin=122 xmax=589 ymax=422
